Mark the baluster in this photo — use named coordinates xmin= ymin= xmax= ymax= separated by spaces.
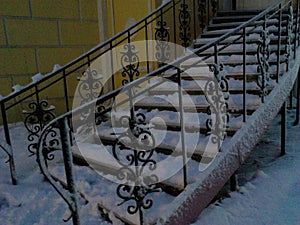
xmin=179 ymin=0 xmax=192 ymax=47
xmin=243 ymin=27 xmax=247 ymax=122
xmin=285 ymin=6 xmax=294 ymax=72
xmin=198 ymin=0 xmax=207 ymax=32
xmin=257 ymin=17 xmax=270 ymax=103
xmin=155 ymin=11 xmax=170 ymax=66
xmin=120 ymin=43 xmax=140 ymax=85
xmin=1 ymin=103 xmax=17 ymax=185
xmin=211 ymin=0 xmax=218 ymax=17
xmin=177 ymin=68 xmax=188 ymax=188
xmin=294 ymin=68 xmax=300 ymax=126
xmin=277 ymin=4 xmax=282 ymax=83
xmin=281 ymin=101 xmax=286 ymax=156
xmin=294 ymin=0 xmax=300 ymax=59
xmin=112 ymin=89 xmax=159 ymax=225
xmin=23 ymin=96 xmax=56 ymax=157
xmin=59 ymin=117 xmax=81 ymax=225
xmin=205 ymin=63 xmax=229 ymax=151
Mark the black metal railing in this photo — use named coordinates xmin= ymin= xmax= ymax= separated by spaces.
xmin=0 ymin=0 xmax=300 ymax=224
xmin=0 ymin=0 xmax=217 ymax=186
xmin=33 ymin=0 xmax=300 ymax=224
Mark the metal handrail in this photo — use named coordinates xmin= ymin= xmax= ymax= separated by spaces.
xmin=35 ymin=0 xmax=300 ymax=224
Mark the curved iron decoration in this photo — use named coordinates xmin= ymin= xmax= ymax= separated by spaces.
xmin=285 ymin=6 xmax=294 ymax=71
xmin=205 ymin=63 xmax=230 ymax=150
xmin=120 ymin=43 xmax=140 ymax=85
xmin=0 ymin=141 xmax=17 ymax=185
xmin=257 ymin=29 xmax=271 ymax=101
xmin=23 ymin=100 xmax=56 ymax=156
xmin=112 ymin=113 xmax=160 ymax=225
xmin=179 ymin=1 xmax=192 ymax=47
xmin=36 ymin=118 xmax=80 ymax=224
xmin=77 ymin=69 xmax=104 ymax=124
xmin=155 ymin=17 xmax=171 ymax=66
xmin=198 ymin=0 xmax=207 ymax=31
xmin=211 ymin=0 xmax=218 ymax=16
xmin=40 ymin=124 xmax=61 ymax=167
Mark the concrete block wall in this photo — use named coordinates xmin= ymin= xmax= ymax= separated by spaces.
xmin=0 ymin=0 xmax=100 ymax=97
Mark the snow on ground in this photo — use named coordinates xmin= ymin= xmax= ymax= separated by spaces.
xmin=194 ymin=109 xmax=300 ymax=225
xmin=0 ymin=107 xmax=299 ymax=224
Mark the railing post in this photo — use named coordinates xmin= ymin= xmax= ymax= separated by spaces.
xmin=59 ymin=117 xmax=81 ymax=225
xmin=243 ymin=27 xmax=247 ymax=122
xmin=62 ymin=70 xmax=70 ymax=113
xmin=294 ymin=0 xmax=299 ymax=59
xmin=277 ymin=3 xmax=283 ymax=83
xmin=230 ymin=173 xmax=237 ymax=191
xmin=294 ymin=67 xmax=300 ymax=126
xmin=281 ymin=101 xmax=286 ymax=156
xmin=1 ymin=103 xmax=17 ymax=185
xmin=177 ymin=68 xmax=188 ymax=188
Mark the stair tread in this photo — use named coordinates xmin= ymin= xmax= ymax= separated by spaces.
xmin=194 ymin=35 xmax=288 ymax=47
xmin=207 ymin=18 xmax=280 ymax=31
xmin=72 ymin=144 xmax=186 ymax=194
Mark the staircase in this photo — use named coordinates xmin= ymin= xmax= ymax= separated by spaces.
xmin=0 ymin=0 xmax=300 ymax=225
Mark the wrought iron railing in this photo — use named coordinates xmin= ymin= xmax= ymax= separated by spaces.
xmin=0 ymin=0 xmax=300 ymax=224
xmin=32 ymin=0 xmax=300 ymax=224
xmin=0 ymin=0 xmax=217 ymax=186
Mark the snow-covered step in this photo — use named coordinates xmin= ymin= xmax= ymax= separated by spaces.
xmin=212 ymin=12 xmax=294 ymax=23
xmin=194 ymin=35 xmax=289 ymax=47
xmin=216 ymin=10 xmax=262 ymax=17
xmin=72 ymin=144 xmax=185 ymax=195
xmin=181 ymin=55 xmax=287 ymax=68
xmin=199 ymin=25 xmax=292 ymax=38
xmin=162 ymin=68 xmax=284 ymax=82
xmin=134 ymin=100 xmax=260 ymax=115
xmin=148 ymin=80 xmax=276 ymax=96
xmin=206 ymin=18 xmax=281 ymax=31
xmin=110 ymin=109 xmax=243 ymax=136
xmin=198 ymin=43 xmax=286 ymax=56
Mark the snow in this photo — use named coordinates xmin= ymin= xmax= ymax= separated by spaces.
xmin=193 ymin=109 xmax=300 ymax=225
xmin=0 ymin=108 xmax=299 ymax=224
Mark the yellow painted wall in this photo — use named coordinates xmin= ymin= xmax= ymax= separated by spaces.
xmin=0 ymin=0 xmax=161 ymax=123
xmin=0 ymin=0 xmax=99 ymax=97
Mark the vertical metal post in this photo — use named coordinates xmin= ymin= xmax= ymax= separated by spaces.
xmin=59 ymin=117 xmax=80 ymax=225
xmin=294 ymin=0 xmax=299 ymax=59
xmin=277 ymin=4 xmax=282 ymax=83
xmin=289 ymin=90 xmax=293 ymax=109
xmin=243 ymin=27 xmax=247 ymax=122
xmin=294 ymin=68 xmax=300 ymax=125
xmin=145 ymin=20 xmax=150 ymax=74
xmin=193 ymin=0 xmax=197 ymax=40
xmin=1 ymin=103 xmax=17 ymax=185
xmin=173 ymin=0 xmax=177 ymax=50
xmin=230 ymin=173 xmax=237 ymax=191
xmin=62 ymin=70 xmax=70 ymax=113
xmin=281 ymin=101 xmax=286 ymax=156
xmin=110 ymin=41 xmax=115 ymax=91
xmin=232 ymin=0 xmax=237 ymax=10
xmin=177 ymin=68 xmax=187 ymax=188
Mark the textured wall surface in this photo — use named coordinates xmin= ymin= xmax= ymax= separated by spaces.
xmin=0 ymin=0 xmax=99 ymax=96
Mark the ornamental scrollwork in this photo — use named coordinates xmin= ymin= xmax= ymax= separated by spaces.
xmin=77 ymin=69 xmax=104 ymax=123
xmin=155 ymin=18 xmax=170 ymax=66
xmin=257 ymin=29 xmax=271 ymax=100
xmin=205 ymin=63 xmax=229 ymax=150
xmin=112 ymin=113 xmax=160 ymax=225
xmin=198 ymin=0 xmax=207 ymax=31
xmin=23 ymin=100 xmax=56 ymax=156
xmin=285 ymin=6 xmax=294 ymax=71
xmin=120 ymin=43 xmax=140 ymax=85
xmin=211 ymin=0 xmax=218 ymax=16
xmin=40 ymin=124 xmax=61 ymax=167
xmin=179 ymin=1 xmax=192 ymax=47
